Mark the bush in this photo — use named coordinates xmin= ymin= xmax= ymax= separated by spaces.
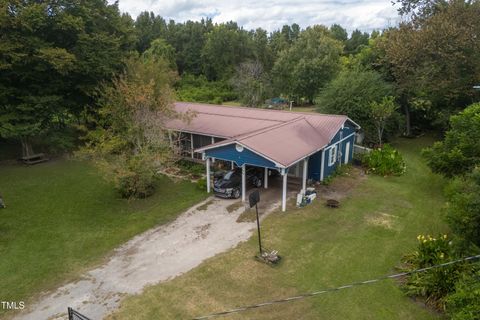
xmin=445 ymin=270 xmax=480 ymax=320
xmin=107 ymin=155 xmax=157 ymax=199
xmin=401 ymin=234 xmax=470 ymax=309
xmin=445 ymin=168 xmax=480 ymax=248
xmin=423 ymin=103 xmax=480 ymax=177
xmin=196 ymin=178 xmax=207 ymax=191
xmin=176 ymin=74 xmax=237 ymax=104
xmin=363 ymin=144 xmax=406 ymax=176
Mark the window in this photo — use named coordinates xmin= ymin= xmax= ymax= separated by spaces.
xmin=328 ymin=145 xmax=337 ymax=166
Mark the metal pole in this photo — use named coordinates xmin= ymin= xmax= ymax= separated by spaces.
xmin=255 ymin=204 xmax=262 ymax=254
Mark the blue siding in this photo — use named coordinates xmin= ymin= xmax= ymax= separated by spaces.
xmin=308 ymin=150 xmax=322 ymax=181
xmin=321 ymin=122 xmax=356 ymax=180
xmin=205 ymin=144 xmax=277 ymax=168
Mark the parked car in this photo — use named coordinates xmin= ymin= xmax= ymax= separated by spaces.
xmin=213 ymin=167 xmax=263 ymax=198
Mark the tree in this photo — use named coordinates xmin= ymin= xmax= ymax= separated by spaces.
xmin=345 ymin=29 xmax=370 ymax=55
xmin=0 ymin=0 xmax=135 ymax=156
xmin=231 ymin=61 xmax=271 ymax=107
xmin=134 ymin=11 xmax=167 ymax=53
xmin=329 ymin=24 xmax=348 ymax=42
xmin=272 ymin=25 xmax=343 ymax=103
xmin=317 ymin=69 xmax=400 ymax=144
xmin=423 ymin=103 xmax=480 ymax=177
xmin=202 ymin=22 xmax=254 ymax=80
xmin=143 ymin=38 xmax=177 ymax=70
xmin=380 ymin=0 xmax=480 ymax=134
xmin=370 ymin=96 xmax=398 ymax=146
xmin=80 ymin=56 xmax=180 ymax=198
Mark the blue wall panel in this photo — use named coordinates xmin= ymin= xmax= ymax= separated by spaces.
xmin=322 ymin=123 xmax=356 ymax=180
xmin=205 ymin=144 xmax=277 ymax=168
xmin=308 ymin=150 xmax=322 ymax=181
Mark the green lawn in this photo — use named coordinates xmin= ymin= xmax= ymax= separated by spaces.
xmin=108 ymin=137 xmax=448 ymax=320
xmin=0 ymin=160 xmax=206 ymax=315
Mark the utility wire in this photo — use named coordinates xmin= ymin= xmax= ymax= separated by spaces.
xmin=193 ymin=254 xmax=480 ymax=320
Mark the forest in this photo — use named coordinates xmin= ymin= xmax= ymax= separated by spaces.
xmin=1 ymin=0 xmax=479 ymax=158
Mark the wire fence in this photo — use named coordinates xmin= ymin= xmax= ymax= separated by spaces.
xmin=193 ymin=254 xmax=480 ymax=319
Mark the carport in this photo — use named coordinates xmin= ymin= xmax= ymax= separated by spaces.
xmin=166 ymin=102 xmax=360 ymax=212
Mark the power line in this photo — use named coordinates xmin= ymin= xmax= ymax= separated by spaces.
xmin=193 ymin=254 xmax=480 ymax=320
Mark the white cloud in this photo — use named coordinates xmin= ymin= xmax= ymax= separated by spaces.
xmin=111 ymin=0 xmax=400 ymax=33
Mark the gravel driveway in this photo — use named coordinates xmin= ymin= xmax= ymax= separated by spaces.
xmin=13 ymin=196 xmax=280 ymax=320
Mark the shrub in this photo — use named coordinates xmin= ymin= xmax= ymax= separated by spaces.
xmin=401 ymin=234 xmax=470 ymax=309
xmin=105 ymin=155 xmax=157 ymax=199
xmin=445 ymin=167 xmax=480 ymax=248
xmin=176 ymin=74 xmax=237 ymax=104
xmin=445 ymin=270 xmax=480 ymax=320
xmin=422 ymin=103 xmax=480 ymax=177
xmin=363 ymin=144 xmax=406 ymax=176
xmin=196 ymin=178 xmax=207 ymax=191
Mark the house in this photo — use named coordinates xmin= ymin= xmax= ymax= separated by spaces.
xmin=166 ymin=102 xmax=360 ymax=211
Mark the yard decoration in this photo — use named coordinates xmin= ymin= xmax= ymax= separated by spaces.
xmin=249 ymin=190 xmax=281 ymax=265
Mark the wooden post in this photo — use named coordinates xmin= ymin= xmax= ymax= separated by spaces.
xmin=206 ymin=157 xmax=211 ymax=193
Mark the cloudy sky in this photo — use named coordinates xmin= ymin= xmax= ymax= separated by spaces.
xmin=112 ymin=0 xmax=401 ymax=33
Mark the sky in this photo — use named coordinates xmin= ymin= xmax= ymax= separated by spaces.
xmin=111 ymin=0 xmax=401 ymax=33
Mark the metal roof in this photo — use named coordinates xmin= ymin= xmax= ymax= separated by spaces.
xmin=165 ymin=102 xmax=360 ymax=168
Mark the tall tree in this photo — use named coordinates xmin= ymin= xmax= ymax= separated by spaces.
xmin=329 ymin=24 xmax=348 ymax=43
xmin=202 ymin=22 xmax=254 ymax=80
xmin=380 ymin=0 xmax=480 ymax=134
xmin=0 ymin=0 xmax=135 ymax=156
xmin=231 ymin=61 xmax=271 ymax=107
xmin=345 ymin=29 xmax=370 ymax=55
xmin=272 ymin=25 xmax=343 ymax=103
xmin=134 ymin=11 xmax=167 ymax=53
xmin=80 ymin=56 xmax=179 ymax=198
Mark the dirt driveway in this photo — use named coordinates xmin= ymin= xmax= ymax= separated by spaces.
xmin=13 ymin=194 xmax=282 ymax=320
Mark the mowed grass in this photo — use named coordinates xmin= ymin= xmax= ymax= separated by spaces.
xmin=0 ymin=159 xmax=206 ymax=315
xmin=108 ymin=136 xmax=447 ymax=320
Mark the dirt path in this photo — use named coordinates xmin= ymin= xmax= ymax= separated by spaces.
xmin=14 ymin=197 xmax=281 ymax=320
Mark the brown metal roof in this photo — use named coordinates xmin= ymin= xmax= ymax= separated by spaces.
xmin=166 ymin=102 xmax=359 ymax=167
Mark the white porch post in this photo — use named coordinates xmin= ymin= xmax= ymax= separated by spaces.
xmin=302 ymin=158 xmax=308 ymax=192
xmin=231 ymin=161 xmax=234 ymax=170
xmin=264 ymin=167 xmax=268 ymax=189
xmin=206 ymin=157 xmax=211 ymax=193
xmin=190 ymin=133 xmax=194 ymax=159
xmin=282 ymin=168 xmax=287 ymax=212
xmin=320 ymin=149 xmax=325 ymax=181
xmin=241 ymin=164 xmax=246 ymax=202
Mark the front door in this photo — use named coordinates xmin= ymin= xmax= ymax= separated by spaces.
xmin=344 ymin=141 xmax=350 ymax=164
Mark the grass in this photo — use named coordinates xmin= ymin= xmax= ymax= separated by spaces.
xmin=0 ymin=159 xmax=207 ymax=316
xmin=108 ymin=136 xmax=448 ymax=320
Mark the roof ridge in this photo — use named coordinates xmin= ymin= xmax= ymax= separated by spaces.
xmin=234 ymin=116 xmax=305 ymax=141
xmin=175 ymin=101 xmax=350 ymax=120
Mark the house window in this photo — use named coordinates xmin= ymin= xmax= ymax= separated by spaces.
xmin=328 ymin=145 xmax=337 ymax=166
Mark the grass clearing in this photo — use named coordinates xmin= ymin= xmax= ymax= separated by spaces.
xmin=108 ymin=136 xmax=447 ymax=320
xmin=0 ymin=159 xmax=207 ymax=316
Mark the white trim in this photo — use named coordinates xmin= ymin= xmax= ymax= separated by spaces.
xmin=177 ymin=129 xmax=228 ymax=140
xmin=323 ymin=132 xmax=356 ymax=151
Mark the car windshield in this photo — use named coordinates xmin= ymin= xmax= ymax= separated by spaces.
xmin=223 ymin=171 xmax=235 ymax=180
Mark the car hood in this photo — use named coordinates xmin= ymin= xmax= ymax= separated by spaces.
xmin=214 ymin=179 xmax=236 ymax=189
